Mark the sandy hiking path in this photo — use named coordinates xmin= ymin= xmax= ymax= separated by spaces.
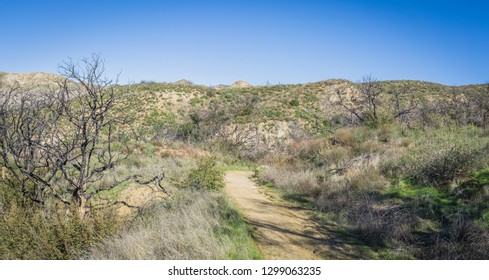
xmin=224 ymin=170 xmax=359 ymax=260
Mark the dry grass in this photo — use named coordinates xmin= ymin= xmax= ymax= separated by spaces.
xmin=87 ymin=191 xmax=259 ymax=260
xmin=259 ymin=166 xmax=320 ymax=195
xmin=287 ymin=138 xmax=325 ymax=159
xmin=421 ymin=217 xmax=489 ymax=259
xmin=91 ymin=155 xmax=196 ymax=213
xmin=315 ymin=165 xmax=387 ymax=211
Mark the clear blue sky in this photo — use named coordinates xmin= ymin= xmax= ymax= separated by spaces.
xmin=1 ymin=0 xmax=488 ymax=85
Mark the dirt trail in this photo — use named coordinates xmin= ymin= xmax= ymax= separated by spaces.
xmin=224 ymin=171 xmax=358 ymax=260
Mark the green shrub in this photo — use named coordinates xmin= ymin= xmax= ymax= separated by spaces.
xmin=189 ymin=98 xmax=200 ymax=106
xmin=262 ymin=108 xmax=285 ymax=120
xmin=224 ymin=92 xmax=235 ymax=99
xmin=185 ymin=158 xmax=224 ymax=191
xmin=406 ymin=146 xmax=480 ymax=186
xmin=142 ymin=142 xmax=156 ymax=155
xmin=289 ymin=98 xmax=299 ymax=107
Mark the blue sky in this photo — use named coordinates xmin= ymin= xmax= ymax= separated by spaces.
xmin=0 ymin=0 xmax=488 ymax=85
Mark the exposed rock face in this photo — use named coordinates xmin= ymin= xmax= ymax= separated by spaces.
xmin=230 ymin=80 xmax=252 ymax=88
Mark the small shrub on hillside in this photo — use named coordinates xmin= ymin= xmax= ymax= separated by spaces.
xmin=143 ymin=142 xmax=156 ymax=155
xmin=289 ymin=98 xmax=299 ymax=107
xmin=287 ymin=138 xmax=326 ymax=163
xmin=345 ymin=168 xmax=388 ymax=191
xmin=349 ymin=198 xmax=417 ymax=248
xmin=315 ymin=168 xmax=387 ymax=213
xmin=332 ymin=128 xmax=354 ymax=147
xmin=185 ymin=157 xmax=224 ymax=191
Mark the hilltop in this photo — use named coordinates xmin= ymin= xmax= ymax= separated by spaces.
xmin=173 ymin=79 xmax=194 ymax=86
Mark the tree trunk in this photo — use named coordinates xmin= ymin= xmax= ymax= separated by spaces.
xmin=74 ymin=189 xmax=89 ymax=218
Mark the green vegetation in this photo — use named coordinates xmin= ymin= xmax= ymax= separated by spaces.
xmin=385 ymin=127 xmax=488 ymax=187
xmin=185 ymin=157 xmax=225 ymax=191
xmin=1 ymin=64 xmax=489 ymax=259
xmin=258 ymin=125 xmax=489 ymax=259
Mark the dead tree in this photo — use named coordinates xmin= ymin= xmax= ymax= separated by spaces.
xmin=0 ymin=55 xmax=170 ymax=217
xmin=469 ymin=83 xmax=489 ymax=128
xmin=388 ymin=84 xmax=418 ymax=125
xmin=53 ymin=55 xmax=128 ymax=216
xmin=55 ymin=54 xmax=171 ymax=216
xmin=335 ymin=75 xmax=383 ymax=126
xmin=0 ymin=81 xmax=66 ymax=206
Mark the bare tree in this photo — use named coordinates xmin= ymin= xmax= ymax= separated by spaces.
xmin=0 ymin=81 xmax=66 ymax=206
xmin=388 ymin=84 xmax=418 ymax=125
xmin=435 ymin=88 xmax=475 ymax=127
xmin=469 ymin=83 xmax=489 ymax=128
xmin=335 ymin=75 xmax=383 ymax=126
xmin=0 ymin=55 xmax=170 ymax=217
xmin=56 ymin=55 xmax=171 ymax=216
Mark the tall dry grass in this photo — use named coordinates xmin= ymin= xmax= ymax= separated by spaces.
xmin=259 ymin=166 xmax=320 ymax=195
xmin=87 ymin=191 xmax=259 ymax=259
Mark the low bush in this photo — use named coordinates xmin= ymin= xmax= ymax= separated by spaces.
xmin=421 ymin=215 xmax=489 ymax=259
xmin=185 ymin=157 xmax=224 ymax=191
xmin=315 ymin=168 xmax=387 ymax=214
xmin=383 ymin=128 xmax=489 ymax=187
xmin=0 ymin=200 xmax=120 ymax=259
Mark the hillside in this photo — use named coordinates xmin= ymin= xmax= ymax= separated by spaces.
xmin=0 ymin=72 xmax=63 ymax=88
xmin=119 ymin=77 xmax=486 ymax=154
xmin=1 ymin=69 xmax=488 ymax=260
